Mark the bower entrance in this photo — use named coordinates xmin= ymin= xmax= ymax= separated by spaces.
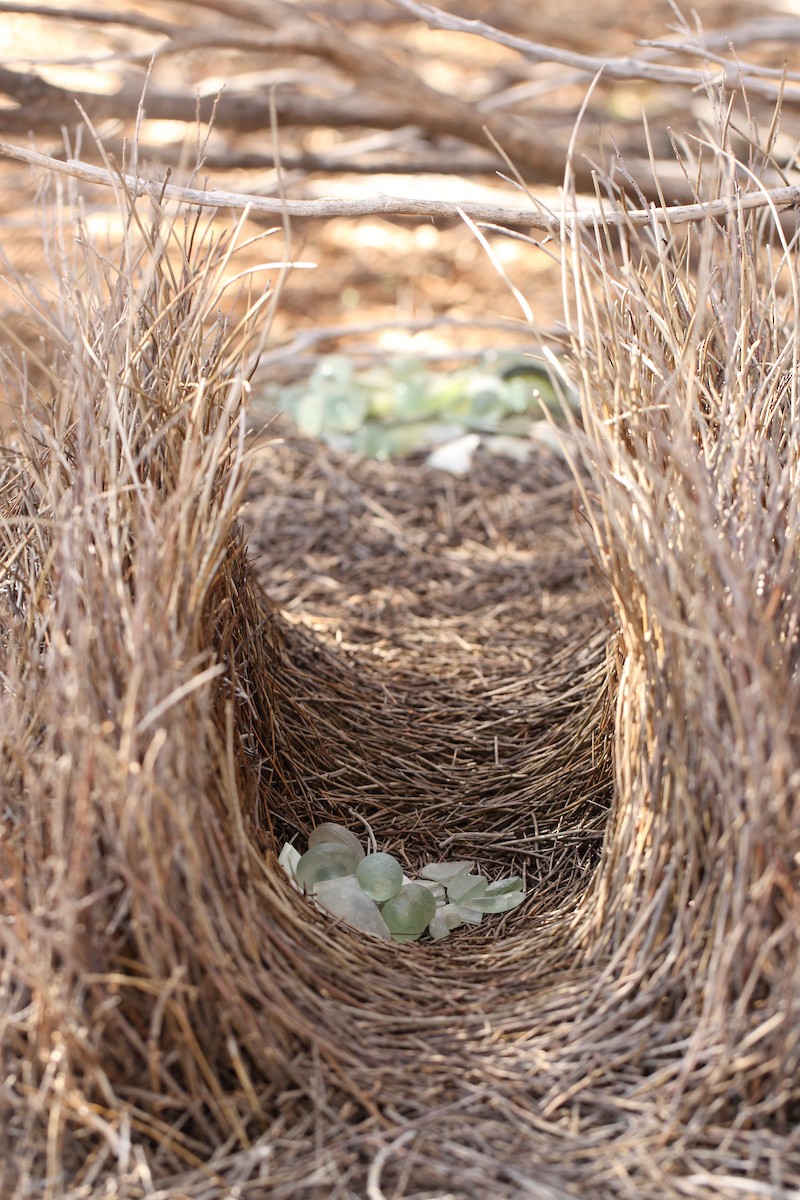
xmin=245 ymin=425 xmax=611 ymax=880
xmin=239 ymin=425 xmax=613 ymax=1192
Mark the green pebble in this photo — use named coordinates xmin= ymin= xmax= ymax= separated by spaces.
xmin=356 ymin=852 xmax=404 ymax=901
xmin=381 ymin=883 xmax=437 ymax=937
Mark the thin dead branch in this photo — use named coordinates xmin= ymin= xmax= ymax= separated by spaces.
xmin=390 ymin=0 xmax=800 ymax=98
xmin=3 ymin=137 xmax=800 ymax=234
xmin=1 ymin=0 xmax=797 ymax=204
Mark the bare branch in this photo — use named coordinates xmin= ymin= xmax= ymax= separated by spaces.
xmin=3 ymin=0 xmax=797 ymax=211
xmin=0 ymin=68 xmax=576 ymax=188
xmin=144 ymin=142 xmax=503 ymax=178
xmin=641 ymin=18 xmax=800 ymax=57
xmin=0 ymin=1 xmax=176 ymax=35
xmin=389 ymin=0 xmax=800 ymax=101
xmin=2 ymin=137 xmax=799 ymax=234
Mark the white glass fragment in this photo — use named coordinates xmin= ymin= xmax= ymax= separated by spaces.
xmin=425 ymin=432 xmax=480 ymax=476
xmin=315 ymin=876 xmax=391 ymax=941
xmin=418 ymin=860 xmax=475 ymax=882
xmin=277 ymin=842 xmax=301 ymax=879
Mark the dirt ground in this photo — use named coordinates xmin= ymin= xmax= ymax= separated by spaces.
xmin=2 ymin=0 xmax=796 ymax=395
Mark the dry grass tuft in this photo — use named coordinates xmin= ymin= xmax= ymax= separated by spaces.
xmin=565 ymin=110 xmax=800 ymax=1147
xmin=1 ymin=101 xmax=799 ymax=1199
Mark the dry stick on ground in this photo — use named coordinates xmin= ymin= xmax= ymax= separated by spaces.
xmin=3 ymin=137 xmax=800 ymax=233
xmin=2 ymin=1 xmax=799 ymax=198
xmin=3 ymin=0 xmax=797 ymax=91
xmin=390 ymin=0 xmax=800 ymax=100
xmin=255 ymin=314 xmax=547 ymax=367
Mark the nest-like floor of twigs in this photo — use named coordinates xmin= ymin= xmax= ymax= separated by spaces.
xmin=233 ymin=428 xmax=616 ymax=1196
xmin=243 ymin=424 xmax=611 ymax=874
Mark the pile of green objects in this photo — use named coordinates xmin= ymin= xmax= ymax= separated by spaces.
xmin=278 ymin=823 xmax=526 ymax=943
xmin=267 ymin=352 xmax=577 ymax=462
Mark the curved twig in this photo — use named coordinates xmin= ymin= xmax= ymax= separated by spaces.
xmin=390 ymin=0 xmax=800 ymax=101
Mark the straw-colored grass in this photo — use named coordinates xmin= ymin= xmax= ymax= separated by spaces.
xmin=1 ymin=109 xmax=799 ymax=1199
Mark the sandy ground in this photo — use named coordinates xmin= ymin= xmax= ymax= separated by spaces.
xmin=2 ymin=0 xmax=795 ymax=401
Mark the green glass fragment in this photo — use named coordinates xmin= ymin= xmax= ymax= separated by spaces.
xmin=314 ymin=876 xmax=391 ymax=941
xmin=418 ymin=860 xmax=475 ymax=882
xmin=295 ymin=843 xmax=359 ymax=893
xmin=381 ymin=883 xmax=437 ymax=937
xmin=466 ymin=890 xmax=526 ymax=914
xmin=485 ymin=876 xmax=524 ymax=896
xmin=446 ymin=873 xmax=487 ymax=903
xmin=356 ymin=852 xmax=404 ymax=902
xmin=416 ymin=880 xmax=446 ymax=904
xmin=307 ymin=823 xmax=365 ymax=861
xmin=428 ymin=904 xmax=465 ymax=941
xmin=452 ymin=903 xmax=483 ymax=925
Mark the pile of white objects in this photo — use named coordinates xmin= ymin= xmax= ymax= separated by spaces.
xmin=278 ymin=822 xmax=526 ymax=943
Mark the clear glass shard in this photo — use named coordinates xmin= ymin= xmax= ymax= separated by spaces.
xmin=314 ymin=876 xmax=391 ymax=941
xmin=446 ymin=873 xmax=488 ymax=903
xmin=307 ymin=823 xmax=365 ymax=861
xmin=418 ymin=860 xmax=475 ymax=882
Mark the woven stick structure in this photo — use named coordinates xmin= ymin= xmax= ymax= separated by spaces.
xmin=1 ymin=101 xmax=799 ymax=1200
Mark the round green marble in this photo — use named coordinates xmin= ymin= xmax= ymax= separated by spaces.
xmin=381 ymin=883 xmax=437 ymax=938
xmin=356 ymin=852 xmax=404 ymax=902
